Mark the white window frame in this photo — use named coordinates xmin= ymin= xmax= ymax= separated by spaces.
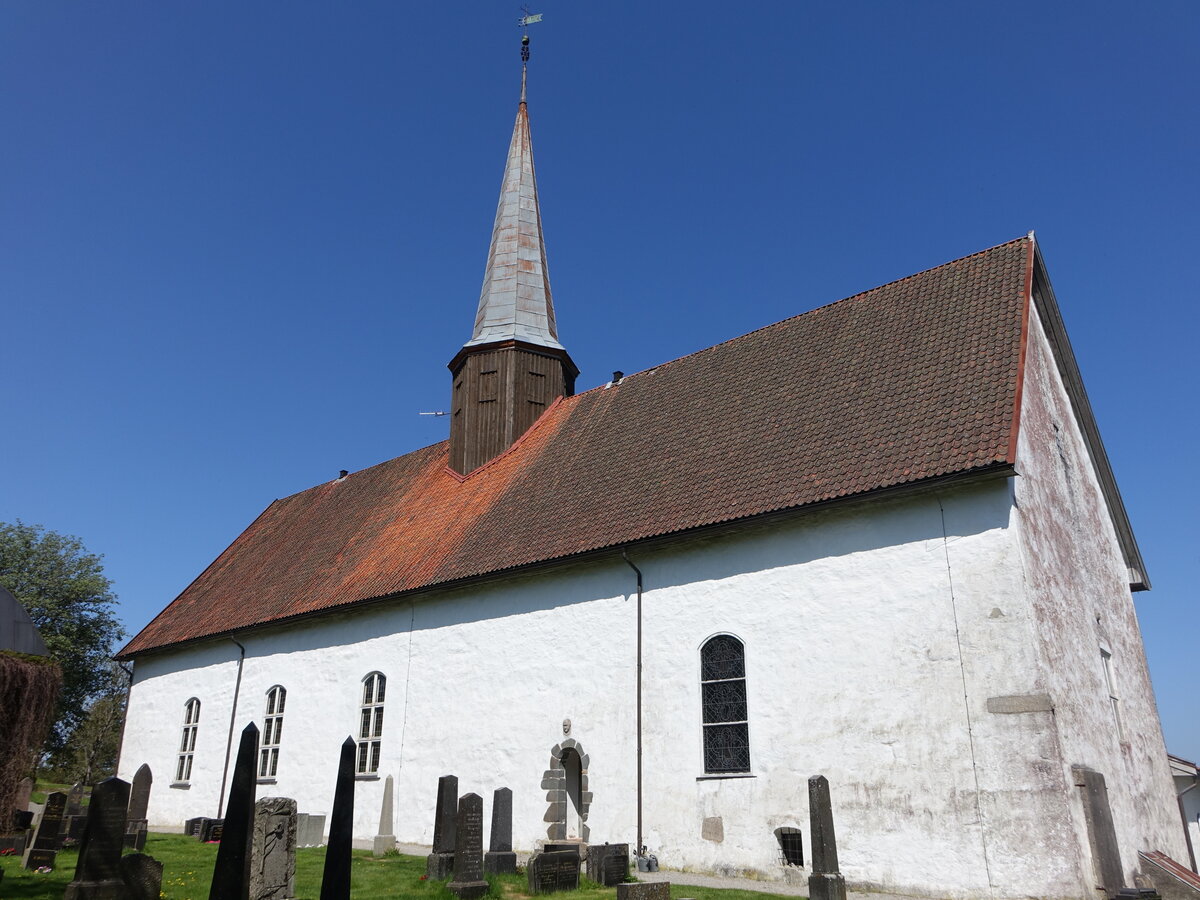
xmin=176 ymin=698 xmax=200 ymax=783
xmin=699 ymin=634 xmax=751 ymax=775
xmin=259 ymin=685 xmax=286 ymax=780
xmin=1101 ymin=648 xmax=1124 ymax=741
xmin=357 ymin=672 xmax=385 ymax=775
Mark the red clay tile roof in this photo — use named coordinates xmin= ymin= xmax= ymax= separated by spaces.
xmin=120 ymin=236 xmax=1032 ymax=657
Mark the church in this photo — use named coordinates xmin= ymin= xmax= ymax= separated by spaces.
xmin=116 ymin=49 xmax=1188 ymax=900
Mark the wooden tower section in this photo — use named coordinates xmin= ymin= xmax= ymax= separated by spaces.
xmin=448 ymin=75 xmax=577 ymax=475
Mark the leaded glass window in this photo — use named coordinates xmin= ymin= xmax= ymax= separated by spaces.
xmin=259 ymin=685 xmax=286 ymax=779
xmin=176 ymin=698 xmax=200 ymax=782
xmin=701 ymin=635 xmax=750 ymax=773
xmin=357 ymin=672 xmax=385 ymax=775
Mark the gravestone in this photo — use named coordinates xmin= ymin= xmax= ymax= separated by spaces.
xmin=120 ymin=852 xmax=164 ymax=900
xmin=61 ymin=813 xmax=86 ymax=843
xmin=23 ymin=789 xmax=66 ymax=869
xmin=128 ymin=764 xmax=153 ymax=822
xmin=209 ymin=722 xmax=259 ymax=900
xmin=808 ymin=775 xmax=847 ymax=900
xmin=426 ymin=774 xmax=458 ymax=879
xmin=295 ymin=813 xmax=326 ymax=847
xmin=587 ymin=843 xmax=630 ymax=886
xmin=448 ymin=793 xmax=488 ymax=900
xmin=319 ymin=736 xmax=357 ymax=900
xmin=200 ymin=818 xmax=225 ymax=843
xmin=527 ymin=849 xmax=581 ymax=894
xmin=124 ymin=818 xmax=148 ymax=851
xmin=250 ymin=796 xmax=296 ymax=900
xmin=15 ymin=777 xmax=34 ymax=812
xmin=64 ymin=776 xmax=131 ymax=900
xmin=185 ymin=816 xmax=206 ymax=838
xmin=373 ymin=774 xmax=396 ymax=857
xmin=616 ymin=883 xmax=670 ymax=900
xmin=484 ymin=787 xmax=516 ymax=874
xmin=66 ymin=782 xmax=86 ymax=817
xmin=14 ymin=809 xmax=34 ymax=831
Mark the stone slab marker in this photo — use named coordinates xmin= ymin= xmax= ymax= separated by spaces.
xmin=120 ymin=852 xmax=164 ymax=900
xmin=127 ymin=764 xmax=153 ymax=822
xmin=586 ymin=843 xmax=630 ymax=886
xmin=210 ymin=722 xmax=260 ymax=900
xmin=484 ymin=786 xmax=516 ymax=874
xmin=66 ymin=782 xmax=85 ymax=817
xmin=527 ymin=849 xmax=581 ymax=893
xmin=64 ymin=776 xmax=131 ymax=900
xmin=616 ymin=883 xmax=669 ymax=900
xmin=426 ymin=773 xmax=458 ymax=878
xmin=15 ymin=777 xmax=33 ymax=813
xmin=319 ymin=736 xmax=357 ymax=900
xmin=448 ymin=792 xmax=488 ymax=900
xmin=808 ymin=775 xmax=847 ymax=900
xmin=295 ymin=812 xmax=326 ymax=847
xmin=373 ymin=774 xmax=396 ymax=856
xmin=23 ymin=789 xmax=65 ymax=869
xmin=251 ymin=797 xmax=297 ymax=900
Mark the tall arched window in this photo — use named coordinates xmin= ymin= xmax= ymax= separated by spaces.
xmin=700 ymin=635 xmax=750 ymax=774
xmin=259 ymin=686 xmax=286 ymax=779
xmin=176 ymin=698 xmax=201 ymax=783
xmin=357 ymin=672 xmax=385 ymax=775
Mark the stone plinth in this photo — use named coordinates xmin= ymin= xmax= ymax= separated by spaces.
xmin=617 ymin=883 xmax=670 ymax=900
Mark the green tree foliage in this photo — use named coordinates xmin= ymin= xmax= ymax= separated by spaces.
xmin=55 ymin=661 xmax=128 ymax=783
xmin=0 ymin=521 xmax=125 ymax=754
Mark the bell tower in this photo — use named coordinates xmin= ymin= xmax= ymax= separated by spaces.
xmin=448 ymin=37 xmax=577 ymax=475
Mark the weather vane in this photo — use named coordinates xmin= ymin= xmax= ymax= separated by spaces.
xmin=518 ymin=5 xmax=542 ymax=63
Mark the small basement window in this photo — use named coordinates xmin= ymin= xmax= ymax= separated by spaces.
xmin=775 ymin=826 xmax=803 ymax=866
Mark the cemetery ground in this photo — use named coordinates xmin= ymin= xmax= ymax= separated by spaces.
xmin=0 ymin=833 xmax=806 ymax=900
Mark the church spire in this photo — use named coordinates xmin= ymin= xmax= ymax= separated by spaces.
xmin=464 ymin=52 xmax=561 ymax=351
xmin=447 ymin=23 xmax=577 ymax=476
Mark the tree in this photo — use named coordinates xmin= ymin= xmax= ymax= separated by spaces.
xmin=0 ymin=521 xmax=125 ymax=755
xmin=55 ymin=661 xmax=128 ymax=784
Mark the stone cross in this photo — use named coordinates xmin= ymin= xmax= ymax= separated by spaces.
xmin=23 ymin=790 xmax=65 ymax=869
xmin=251 ymin=797 xmax=297 ymax=900
xmin=484 ymin=787 xmax=516 ymax=874
xmin=373 ymin=774 xmax=397 ymax=856
xmin=808 ymin=775 xmax=847 ymax=900
xmin=64 ymin=776 xmax=131 ymax=899
xmin=210 ymin=722 xmax=260 ymax=900
xmin=128 ymin=764 xmax=153 ymax=822
xmin=319 ymin=736 xmax=357 ymax=900
xmin=120 ymin=852 xmax=164 ymax=900
xmin=426 ymin=773 xmax=458 ymax=878
xmin=448 ymin=793 xmax=488 ymax=900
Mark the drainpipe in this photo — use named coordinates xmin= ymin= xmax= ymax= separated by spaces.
xmin=621 ymin=551 xmax=643 ymax=857
xmin=1179 ymin=774 xmax=1199 ymax=873
xmin=217 ymin=637 xmax=246 ymax=817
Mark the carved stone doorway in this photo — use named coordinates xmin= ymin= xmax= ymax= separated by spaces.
xmin=542 ymin=738 xmax=590 ymax=842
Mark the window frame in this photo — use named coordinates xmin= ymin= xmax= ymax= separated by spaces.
xmin=1100 ymin=648 xmax=1124 ymax=741
xmin=699 ymin=634 xmax=752 ymax=776
xmin=258 ymin=685 xmax=286 ymax=781
xmin=175 ymin=697 xmax=201 ymax=784
xmin=357 ymin=672 xmax=386 ymax=776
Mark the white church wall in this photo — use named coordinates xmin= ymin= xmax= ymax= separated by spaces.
xmin=1012 ymin=299 xmax=1188 ymax=883
xmin=121 ymin=477 xmax=1090 ymax=898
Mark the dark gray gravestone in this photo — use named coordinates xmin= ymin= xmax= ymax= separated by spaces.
xmin=185 ymin=816 xmax=206 ymax=838
xmin=201 ymin=818 xmax=225 ymax=843
xmin=127 ymin=764 xmax=153 ymax=822
xmin=586 ymin=843 xmax=630 ymax=886
xmin=448 ymin=793 xmax=487 ymax=900
xmin=616 ymin=883 xmax=670 ymax=900
xmin=66 ymin=782 xmax=85 ymax=817
xmin=373 ymin=774 xmax=396 ymax=857
xmin=61 ymin=813 xmax=86 ymax=843
xmin=426 ymin=774 xmax=458 ymax=879
xmin=23 ymin=790 xmax=65 ymax=869
xmin=14 ymin=809 xmax=34 ymax=831
xmin=808 ymin=775 xmax=847 ymax=900
xmin=124 ymin=818 xmax=148 ymax=851
xmin=528 ymin=850 xmax=581 ymax=894
xmin=209 ymin=722 xmax=259 ymax=900
xmin=319 ymin=736 xmax=356 ymax=900
xmin=250 ymin=796 xmax=296 ymax=900
xmin=64 ymin=776 xmax=131 ymax=900
xmin=484 ymin=787 xmax=516 ymax=874
xmin=120 ymin=852 xmax=164 ymax=900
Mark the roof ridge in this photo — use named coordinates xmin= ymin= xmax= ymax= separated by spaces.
xmin=577 ymin=235 xmax=1031 ymax=393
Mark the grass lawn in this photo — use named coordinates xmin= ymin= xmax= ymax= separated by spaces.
xmin=0 ymin=833 xmax=805 ymax=900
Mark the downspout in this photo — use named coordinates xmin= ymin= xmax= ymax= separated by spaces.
xmin=1179 ymin=775 xmax=1199 ymax=873
xmin=621 ymin=551 xmax=643 ymax=857
xmin=217 ymin=637 xmax=246 ymax=817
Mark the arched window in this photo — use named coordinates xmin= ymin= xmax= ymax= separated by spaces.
xmin=700 ymin=635 xmax=750 ymax=774
xmin=176 ymin=698 xmax=201 ymax=783
xmin=259 ymin=686 xmax=286 ymax=779
xmin=357 ymin=672 xmax=385 ymax=775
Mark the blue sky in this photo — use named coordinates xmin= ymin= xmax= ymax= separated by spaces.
xmin=2 ymin=2 xmax=1196 ymax=760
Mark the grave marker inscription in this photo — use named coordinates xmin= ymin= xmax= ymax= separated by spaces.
xmin=448 ymin=793 xmax=487 ymax=900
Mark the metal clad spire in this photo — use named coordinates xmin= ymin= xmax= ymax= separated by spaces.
xmin=465 ymin=11 xmax=562 ymax=350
